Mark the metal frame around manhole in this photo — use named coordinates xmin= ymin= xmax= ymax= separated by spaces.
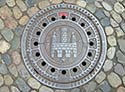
xmin=21 ymin=3 xmax=107 ymax=89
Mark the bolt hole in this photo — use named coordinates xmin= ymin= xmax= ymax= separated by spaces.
xmin=62 ymin=70 xmax=66 ymax=75
xmin=82 ymin=62 xmax=86 ymax=66
xmin=51 ymin=17 xmax=56 ymax=21
xmin=41 ymin=62 xmax=46 ymax=66
xmin=35 ymin=52 xmax=40 ymax=57
xmin=36 ymin=31 xmax=41 ymax=36
xmin=34 ymin=42 xmax=38 ymax=46
xmin=89 ymin=41 xmax=94 ymax=46
xmin=87 ymin=31 xmax=91 ymax=35
xmin=73 ymin=68 xmax=77 ymax=72
xmin=42 ymin=23 xmax=47 ymax=27
xmin=62 ymin=16 xmax=66 ymax=19
xmin=72 ymin=17 xmax=76 ymax=21
xmin=81 ymin=23 xmax=85 ymax=27
xmin=51 ymin=68 xmax=55 ymax=73
xmin=88 ymin=52 xmax=92 ymax=57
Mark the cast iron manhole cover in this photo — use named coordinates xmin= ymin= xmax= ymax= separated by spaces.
xmin=21 ymin=3 xmax=107 ymax=89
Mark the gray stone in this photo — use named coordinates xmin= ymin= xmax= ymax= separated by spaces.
xmin=1 ymin=53 xmax=11 ymax=65
xmin=0 ymin=64 xmax=8 ymax=74
xmin=95 ymin=10 xmax=105 ymax=19
xmin=55 ymin=90 xmax=65 ymax=92
xmin=0 ymin=0 xmax=6 ymax=7
xmin=16 ymin=77 xmax=31 ymax=92
xmin=39 ymin=86 xmax=53 ymax=92
xmin=0 ymin=74 xmax=4 ymax=87
xmin=99 ymin=81 xmax=111 ymax=92
xmin=114 ymin=2 xmax=125 ymax=14
xmin=108 ymin=35 xmax=117 ymax=46
xmin=118 ymin=39 xmax=125 ymax=53
xmin=1 ymin=29 xmax=14 ymax=42
xmin=121 ymin=22 xmax=125 ymax=32
xmin=101 ymin=17 xmax=110 ymax=27
xmin=114 ymin=64 xmax=125 ymax=76
xmin=86 ymin=0 xmax=96 ymax=3
xmin=14 ymin=26 xmax=24 ymax=36
xmin=107 ymin=47 xmax=116 ymax=59
xmin=102 ymin=1 xmax=112 ymax=11
xmin=86 ymin=4 xmax=96 ymax=13
xmin=8 ymin=64 xmax=18 ymax=77
xmin=84 ymin=81 xmax=97 ymax=92
xmin=95 ymin=71 xmax=106 ymax=83
xmin=17 ymin=63 xmax=30 ymax=80
xmin=111 ymin=10 xmax=122 ymax=23
xmin=10 ymin=36 xmax=20 ymax=51
xmin=0 ymin=86 xmax=10 ymax=92
xmin=71 ymin=88 xmax=80 ymax=92
xmin=116 ymin=50 xmax=125 ymax=64
xmin=110 ymin=18 xmax=119 ymax=27
xmin=107 ymin=72 xmax=122 ymax=88
xmin=11 ymin=86 xmax=20 ymax=92
xmin=115 ymin=27 xmax=124 ymax=37
xmin=103 ymin=59 xmax=113 ymax=72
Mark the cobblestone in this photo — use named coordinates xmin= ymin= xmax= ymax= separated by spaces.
xmin=0 ymin=74 xmax=4 ymax=87
xmin=95 ymin=71 xmax=106 ymax=83
xmin=103 ymin=59 xmax=113 ymax=72
xmin=13 ymin=6 xmax=22 ymax=19
xmin=114 ymin=63 xmax=125 ymax=76
xmin=0 ymin=40 xmax=10 ymax=54
xmin=0 ymin=18 xmax=4 ymax=30
xmin=4 ymin=74 xmax=13 ymax=86
xmin=76 ymin=0 xmax=87 ymax=8
xmin=107 ymin=47 xmax=116 ymax=59
xmin=6 ymin=0 xmax=15 ymax=7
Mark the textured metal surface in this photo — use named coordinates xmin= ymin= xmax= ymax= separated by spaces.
xmin=21 ymin=3 xmax=107 ymax=89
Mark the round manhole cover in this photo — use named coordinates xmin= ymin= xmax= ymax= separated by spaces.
xmin=21 ymin=3 xmax=107 ymax=89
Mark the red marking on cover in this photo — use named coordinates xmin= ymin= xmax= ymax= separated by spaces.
xmin=59 ymin=12 xmax=68 ymax=16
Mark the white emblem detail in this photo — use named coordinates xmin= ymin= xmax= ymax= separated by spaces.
xmin=51 ymin=27 xmax=77 ymax=58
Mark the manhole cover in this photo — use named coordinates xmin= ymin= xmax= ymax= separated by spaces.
xmin=21 ymin=3 xmax=107 ymax=89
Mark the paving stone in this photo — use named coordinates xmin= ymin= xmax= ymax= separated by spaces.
xmin=64 ymin=0 xmax=76 ymax=4
xmin=95 ymin=71 xmax=106 ymax=83
xmin=1 ymin=53 xmax=12 ymax=65
xmin=1 ymin=29 xmax=14 ymax=42
xmin=51 ymin=0 xmax=62 ymax=4
xmin=25 ymin=0 xmax=38 ymax=7
xmin=0 ymin=86 xmax=10 ymax=92
xmin=122 ymin=76 xmax=125 ymax=86
xmin=6 ymin=0 xmax=15 ymax=7
xmin=114 ymin=2 xmax=125 ymax=14
xmin=12 ymin=51 xmax=21 ymax=65
xmin=0 ymin=18 xmax=4 ymax=30
xmin=10 ymin=36 xmax=20 ymax=51
xmin=11 ymin=86 xmax=20 ymax=92
xmin=31 ymin=90 xmax=37 ymax=92
xmin=0 ymin=0 xmax=6 ymax=7
xmin=8 ymin=64 xmax=18 ymax=77
xmin=16 ymin=0 xmax=27 ymax=12
xmin=17 ymin=63 xmax=30 ymax=80
xmin=111 ymin=11 xmax=122 ymax=23
xmin=0 ymin=64 xmax=8 ymax=74
xmin=122 ymin=11 xmax=125 ymax=20
xmin=108 ymin=35 xmax=117 ymax=46
xmin=39 ymin=86 xmax=53 ymax=92
xmin=95 ymin=10 xmax=105 ymax=19
xmin=107 ymin=47 xmax=116 ymax=59
xmin=103 ymin=59 xmax=113 ymax=72
xmin=105 ymin=26 xmax=114 ymax=36
xmin=95 ymin=1 xmax=103 ymax=8
xmin=0 ymin=34 xmax=2 ymax=40
xmin=16 ymin=77 xmax=31 ymax=92
xmin=118 ymin=39 xmax=125 ymax=53
xmin=76 ymin=0 xmax=87 ymax=8
xmin=71 ymin=88 xmax=80 ymax=92
xmin=103 ymin=10 xmax=110 ymax=17
xmin=4 ymin=17 xmax=18 ymax=29
xmin=110 ymin=18 xmax=119 ymax=27
xmin=38 ymin=0 xmax=50 ymax=9
xmin=115 ymin=27 xmax=124 ymax=37
xmin=4 ymin=74 xmax=13 ymax=86
xmin=86 ymin=0 xmax=96 ymax=3
xmin=116 ymin=50 xmax=125 ymax=64
xmin=86 ymin=4 xmax=96 ymax=13
xmin=99 ymin=81 xmax=111 ymax=92
xmin=28 ymin=77 xmax=41 ymax=89
xmin=13 ymin=6 xmax=22 ymax=19
xmin=0 ymin=40 xmax=10 ymax=54
xmin=102 ymin=1 xmax=112 ymax=11
xmin=0 ymin=74 xmax=4 ymax=87
xmin=19 ymin=15 xmax=29 ymax=26
xmin=27 ymin=6 xmax=39 ymax=17
xmin=101 ymin=17 xmax=110 ymax=27
xmin=114 ymin=63 xmax=125 ymax=76
xmin=84 ymin=81 xmax=97 ymax=92
xmin=117 ymin=86 xmax=125 ymax=92
xmin=55 ymin=90 xmax=65 ymax=92
xmin=14 ymin=26 xmax=24 ymax=36
xmin=121 ymin=22 xmax=125 ymax=32
xmin=107 ymin=72 xmax=122 ymax=88
xmin=0 ymin=5 xmax=12 ymax=19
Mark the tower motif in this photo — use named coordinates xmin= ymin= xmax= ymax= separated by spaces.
xmin=51 ymin=27 xmax=77 ymax=58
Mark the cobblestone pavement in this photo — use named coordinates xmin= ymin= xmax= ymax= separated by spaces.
xmin=0 ymin=0 xmax=125 ymax=92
